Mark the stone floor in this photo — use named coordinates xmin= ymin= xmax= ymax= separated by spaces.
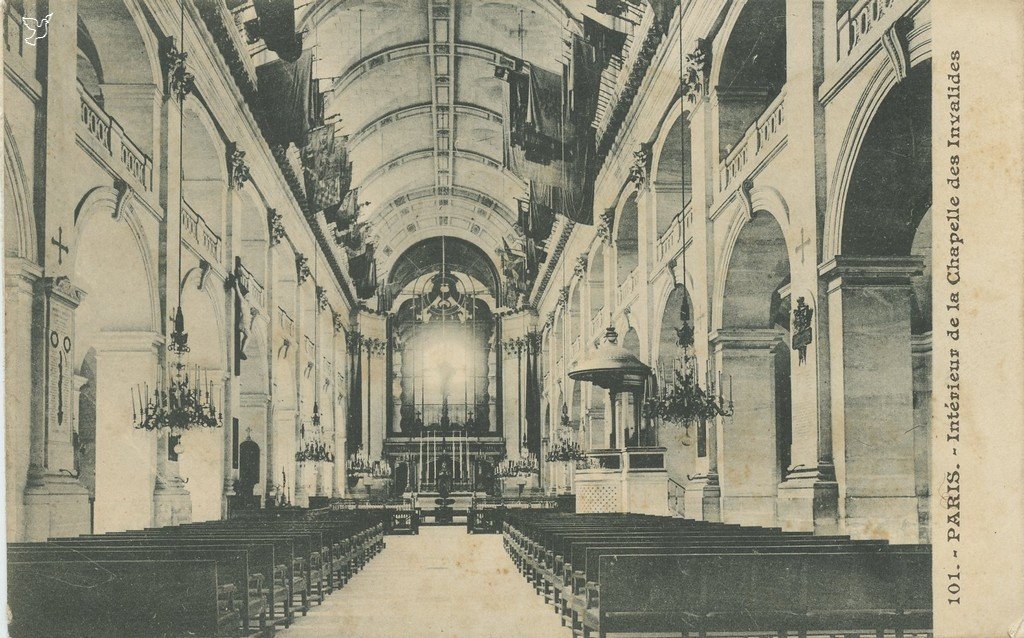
xmin=279 ymin=526 xmax=571 ymax=637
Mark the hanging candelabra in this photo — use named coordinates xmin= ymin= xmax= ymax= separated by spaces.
xmin=496 ymin=453 xmax=540 ymax=478
xmin=131 ymin=5 xmax=219 ymax=433
xmin=345 ymin=449 xmax=391 ymax=478
xmin=131 ymin=308 xmax=222 ymax=430
xmin=545 ymin=404 xmax=585 ymax=462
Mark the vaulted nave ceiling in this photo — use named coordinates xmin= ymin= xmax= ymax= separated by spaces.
xmin=297 ymin=0 xmax=597 ymax=288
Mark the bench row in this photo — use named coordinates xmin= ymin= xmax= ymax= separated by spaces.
xmin=7 ymin=509 xmax=387 ymax=637
xmin=504 ymin=512 xmax=932 ymax=638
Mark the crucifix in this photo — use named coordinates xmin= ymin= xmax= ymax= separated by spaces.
xmin=796 ymin=228 xmax=812 ymax=264
xmin=50 ymin=226 xmax=69 ymax=265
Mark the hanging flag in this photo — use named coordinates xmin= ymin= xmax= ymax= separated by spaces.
xmin=301 ymin=125 xmax=351 ymax=216
xmin=595 ymin=0 xmax=628 ymax=16
xmin=647 ymin=0 xmax=677 ymax=33
xmin=253 ymin=0 xmax=302 ymax=62
xmin=583 ymin=16 xmax=628 ymax=67
xmin=349 ymin=243 xmax=378 ymax=299
xmin=256 ymin=51 xmax=313 ymax=147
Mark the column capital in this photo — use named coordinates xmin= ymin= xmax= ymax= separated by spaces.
xmin=819 ymin=256 xmax=924 ymax=289
xmin=710 ymin=328 xmax=786 ymax=351
xmin=5 ymin=257 xmax=43 ymax=292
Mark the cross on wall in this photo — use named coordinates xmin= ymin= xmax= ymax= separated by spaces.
xmin=51 ymin=226 xmax=70 ymax=265
xmin=795 ymin=228 xmax=812 ymax=265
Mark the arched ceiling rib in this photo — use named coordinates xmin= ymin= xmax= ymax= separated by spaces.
xmin=302 ymin=0 xmax=581 ymax=270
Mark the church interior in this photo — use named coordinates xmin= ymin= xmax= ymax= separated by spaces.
xmin=3 ymin=0 xmax=935 ymax=635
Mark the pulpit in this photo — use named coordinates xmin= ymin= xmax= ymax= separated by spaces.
xmin=570 ymin=327 xmax=669 ymax=515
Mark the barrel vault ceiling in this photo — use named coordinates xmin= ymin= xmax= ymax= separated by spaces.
xmin=299 ymin=0 xmax=590 ymax=285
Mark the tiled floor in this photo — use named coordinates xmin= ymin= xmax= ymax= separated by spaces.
xmin=279 ymin=526 xmax=570 ymax=637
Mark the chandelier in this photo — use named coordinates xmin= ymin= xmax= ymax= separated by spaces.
xmin=132 ymin=308 xmax=221 ymax=431
xmin=296 ymin=404 xmax=335 ymax=463
xmin=346 ymin=449 xmax=392 ymax=478
xmin=546 ymin=404 xmax=585 ymax=462
xmin=643 ymin=298 xmax=733 ymax=429
xmin=131 ymin=10 xmax=219 ymax=433
xmin=496 ymin=453 xmax=539 ymax=478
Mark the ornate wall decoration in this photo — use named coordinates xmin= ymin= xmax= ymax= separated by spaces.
xmin=558 ymin=285 xmax=571 ymax=308
xmin=627 ymin=142 xmax=653 ymax=188
xmin=574 ymin=254 xmax=589 ymax=279
xmin=267 ymin=208 xmax=285 ymax=246
xmin=333 ymin=312 xmax=345 ymax=334
xmin=881 ymin=16 xmax=914 ymax=81
xmin=596 ymin=208 xmax=615 ymax=244
xmin=295 ymin=253 xmax=311 ymax=284
xmin=364 ymin=337 xmax=388 ymax=357
xmin=160 ymin=37 xmax=194 ymax=101
xmin=227 ymin=142 xmax=251 ymax=189
xmin=112 ymin=178 xmax=136 ymax=221
xmin=792 ymin=297 xmax=814 ymax=364
xmin=316 ymin=285 xmax=329 ymax=311
xmin=681 ymin=39 xmax=710 ymax=104
xmin=739 ymin=178 xmax=754 ymax=221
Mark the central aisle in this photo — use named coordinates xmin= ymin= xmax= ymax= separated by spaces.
xmin=280 ymin=526 xmax=571 ymax=637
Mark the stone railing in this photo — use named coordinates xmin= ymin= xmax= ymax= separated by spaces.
xmin=618 ymin=268 xmax=638 ymax=306
xmin=78 ymin=82 xmax=154 ymax=192
xmin=3 ymin=3 xmax=35 ymax=71
xmin=719 ymin=89 xmax=786 ymax=192
xmin=837 ymin=0 xmax=903 ymax=60
xmin=590 ymin=310 xmax=606 ymax=343
xmin=655 ymin=202 xmax=693 ymax=264
xmin=236 ymin=260 xmax=266 ymax=312
xmin=181 ymin=199 xmax=223 ymax=264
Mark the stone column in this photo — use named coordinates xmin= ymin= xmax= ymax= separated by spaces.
xmin=822 ymin=256 xmax=923 ymax=543
xmin=912 ymin=332 xmax=932 ymax=543
xmin=501 ymin=339 xmax=524 ymax=460
xmin=23 ymin=277 xmax=93 ymax=540
xmin=5 ymin=259 xmax=42 ymax=541
xmin=774 ymin=0 xmax=839 ymax=535
xmin=368 ymin=341 xmax=388 ymax=461
xmin=712 ymin=329 xmax=785 ymax=526
xmin=88 ymin=332 xmax=163 ymax=533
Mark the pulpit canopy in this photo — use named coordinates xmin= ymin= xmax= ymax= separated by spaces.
xmin=569 ymin=326 xmax=650 ymax=392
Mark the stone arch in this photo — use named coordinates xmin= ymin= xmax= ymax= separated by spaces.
xmin=714 ymin=206 xmax=793 ymax=527
xmin=712 ymin=188 xmax=792 ymax=332
xmin=651 ymin=104 xmax=693 ymax=235
xmin=72 ymin=187 xmax=160 ymax=534
xmin=710 ymin=0 xmax=787 ymax=160
xmin=824 ymin=48 xmax=933 ymax=261
xmin=176 ymin=274 xmax=228 ymax=524
xmin=824 ymin=59 xmax=932 ymax=544
xmin=3 ymin=122 xmax=37 ymax=261
xmin=73 ymin=186 xmax=159 ymax=334
xmin=236 ymin=188 xmax=269 ymax=285
xmin=587 ymin=242 xmax=606 ymax=325
xmin=181 ymin=99 xmax=229 ymax=239
xmin=77 ymin=0 xmax=162 ymax=153
xmin=719 ymin=211 xmax=792 ymax=331
xmin=653 ymin=283 xmax=699 ymax=485
xmin=614 ymin=191 xmax=640 ymax=288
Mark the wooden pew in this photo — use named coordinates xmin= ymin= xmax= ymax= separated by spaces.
xmin=7 ymin=559 xmax=233 ymax=638
xmin=9 ymin=544 xmax=269 ymax=635
xmin=587 ymin=549 xmax=931 ymax=637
